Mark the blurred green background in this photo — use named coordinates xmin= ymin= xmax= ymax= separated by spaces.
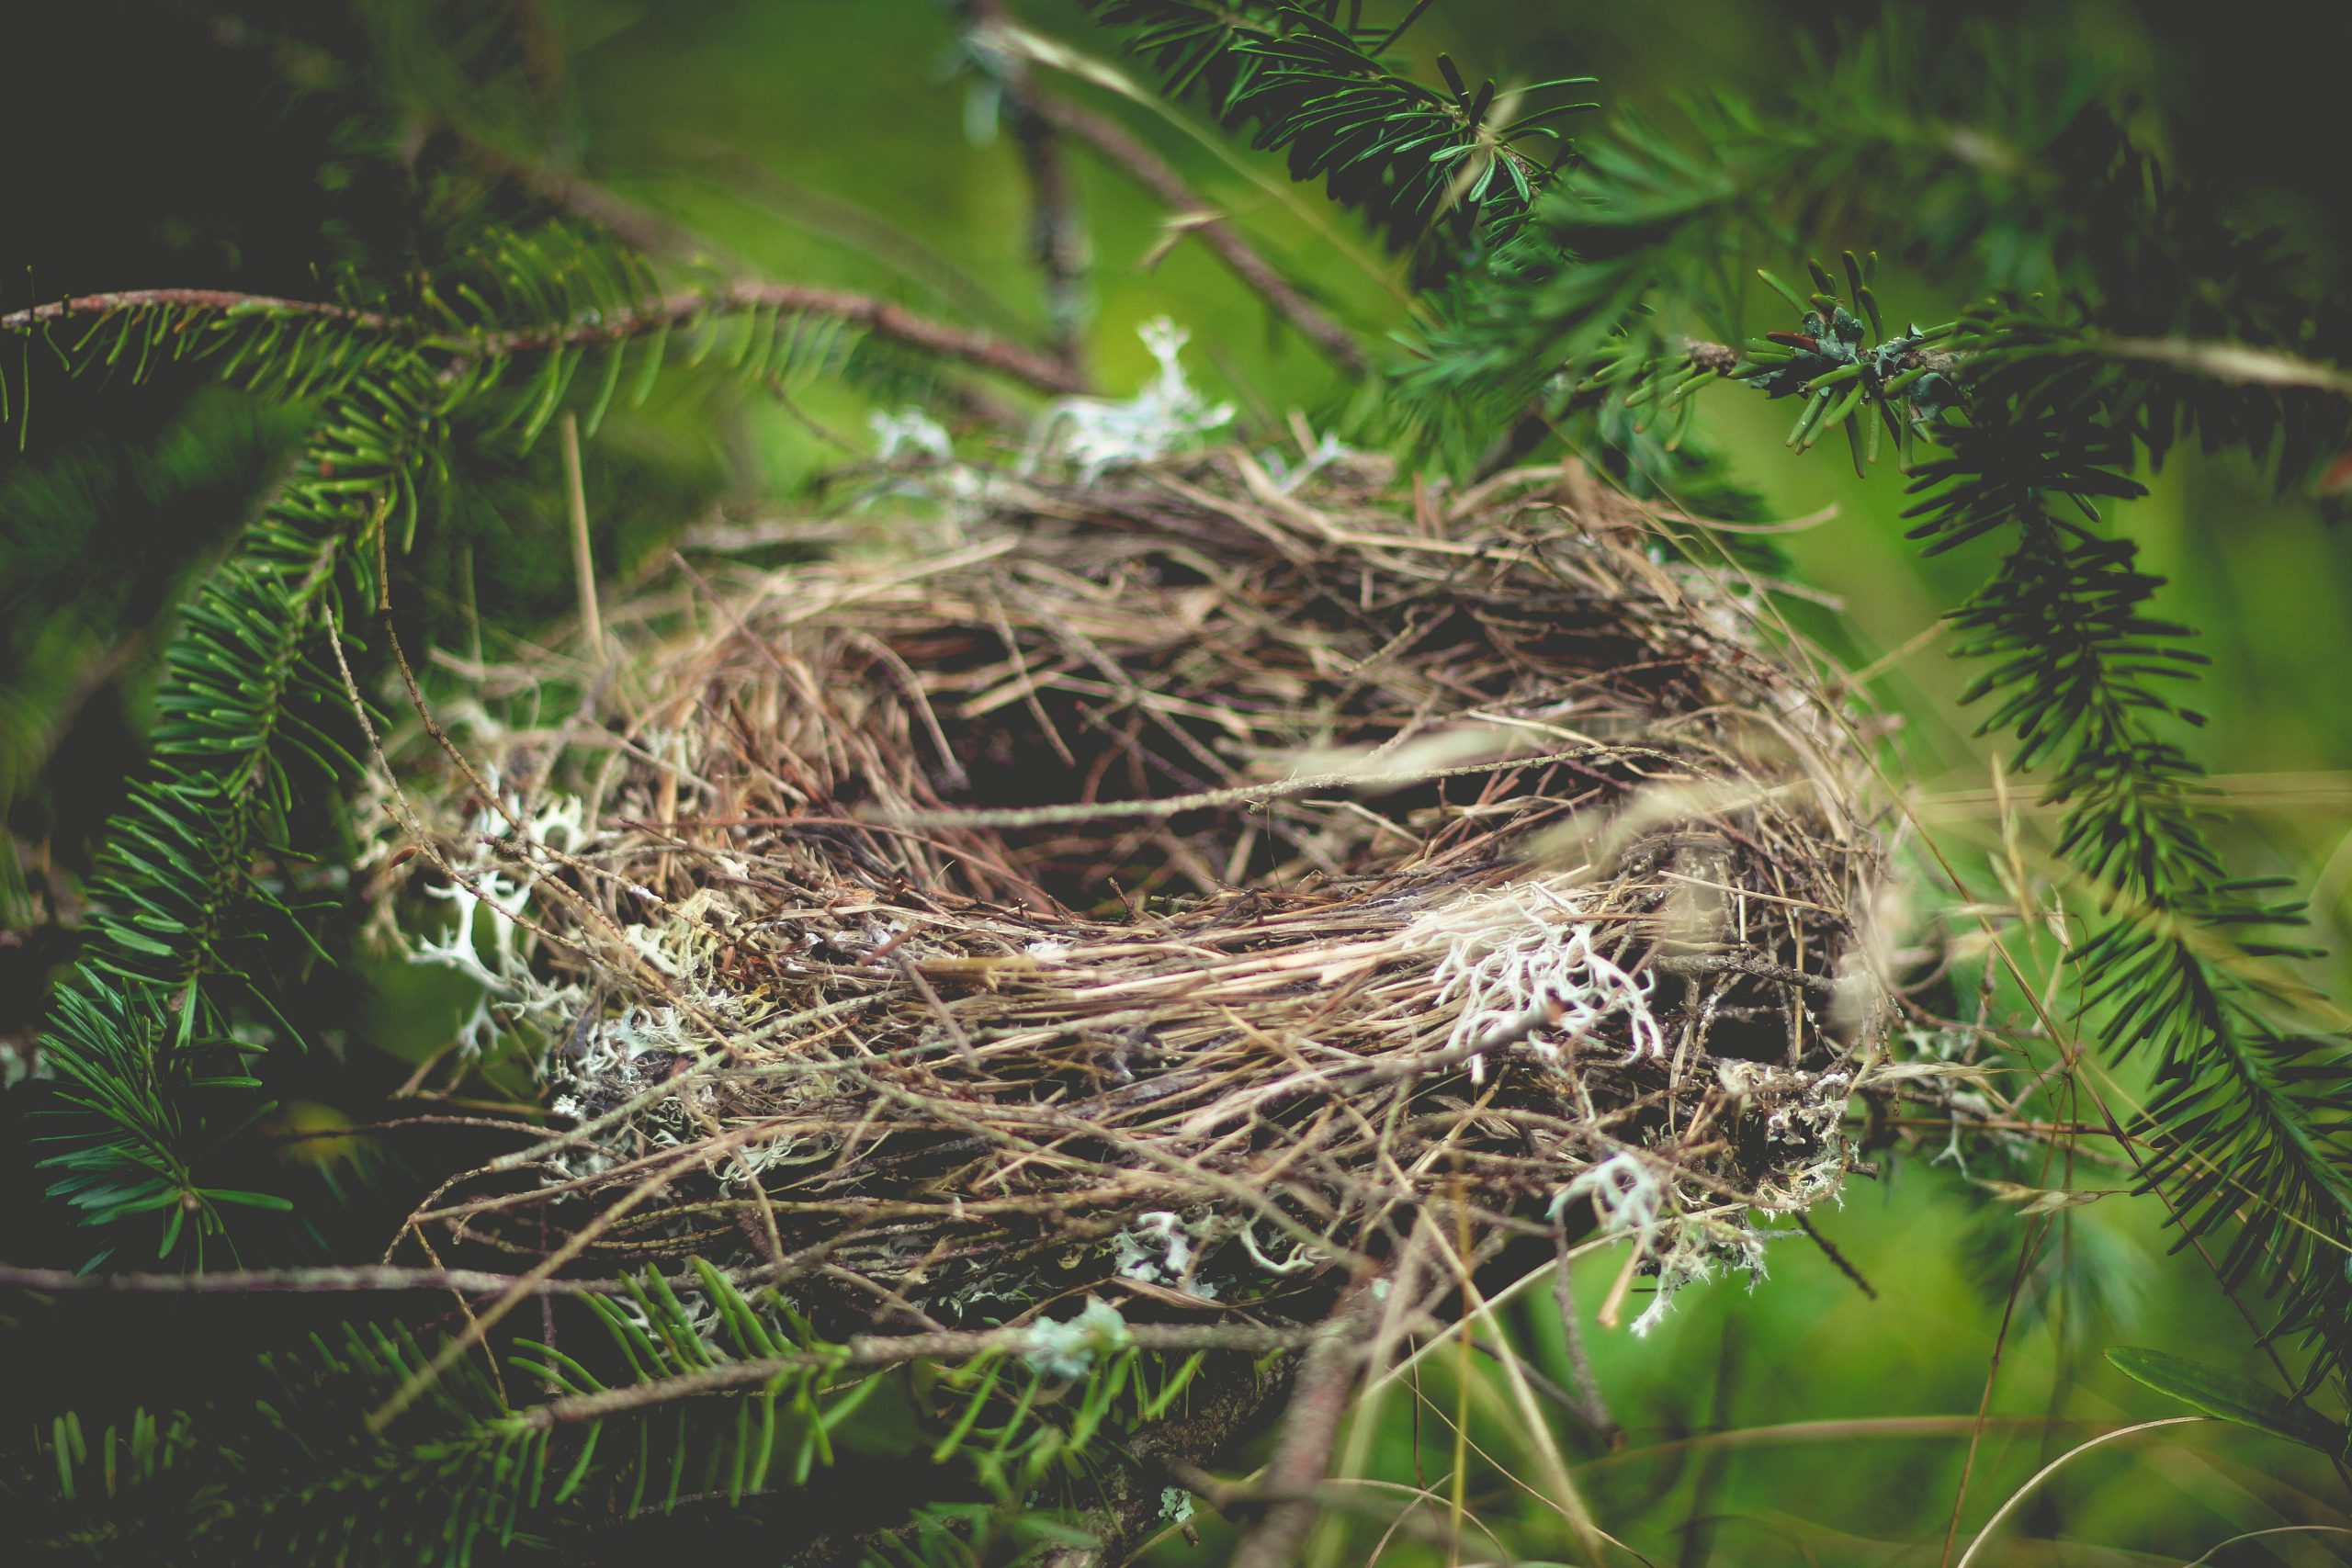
xmin=5 ymin=0 xmax=2351 ymax=1562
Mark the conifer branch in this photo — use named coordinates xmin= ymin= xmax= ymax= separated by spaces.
xmin=1078 ymin=1 xmax=1591 ymax=279
xmin=39 ymin=361 xmax=446 ymax=1253
xmin=0 ymin=1263 xmax=642 ymax=1297
xmin=7 ymin=1261 xmax=1279 ymax=1562
xmin=14 ymin=221 xmax=1106 ymax=1262
xmin=521 ymin=1321 xmax=1317 ymax=1427
xmin=466 ymin=282 xmax=1089 ymax=393
xmin=0 ymin=289 xmax=404 ymax=335
xmin=6 ymin=281 xmax=1090 ymax=397
xmin=1373 ymin=12 xmax=2352 ymax=1390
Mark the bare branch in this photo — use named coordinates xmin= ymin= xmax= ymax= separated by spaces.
xmin=474 ymin=281 xmax=1088 ymax=393
xmin=1029 ymin=94 xmax=1369 ymax=376
xmin=968 ymin=1 xmax=1091 ymax=380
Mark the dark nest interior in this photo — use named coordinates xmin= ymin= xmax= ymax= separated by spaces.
xmin=369 ymin=445 xmax=1896 ymax=1344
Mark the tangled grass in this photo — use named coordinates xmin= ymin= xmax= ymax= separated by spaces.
xmin=367 ymin=442 xmax=1896 ymax=1361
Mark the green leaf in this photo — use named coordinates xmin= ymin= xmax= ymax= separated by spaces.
xmin=202 ymin=1188 xmax=296 ymax=1212
xmin=2106 ymin=1347 xmax=2346 ymax=1453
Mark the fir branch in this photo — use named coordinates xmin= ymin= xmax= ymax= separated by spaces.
xmin=1949 ymin=307 xmax=2352 ymax=492
xmin=1918 ymin=459 xmax=2352 ymax=1381
xmin=0 ymin=288 xmax=404 ymax=336
xmin=1392 ymin=17 xmax=2348 ymax=465
xmin=1685 ymin=261 xmax=2352 ymax=1389
xmin=1373 ymin=4 xmax=2352 ymax=1390
xmin=1077 ymin=1 xmax=1591 ymax=279
xmin=13 ymin=219 xmax=1113 ymax=1261
xmin=38 ymin=358 xmax=447 ymax=1257
xmin=0 ymin=1264 xmax=652 ymax=1297
xmin=6 ymin=1264 xmax=1274 ymax=1563
xmin=5 ymin=279 xmax=1091 ymax=399
xmin=521 ymin=1319 xmax=1315 ymax=1427
xmin=467 ymin=282 xmax=1088 ymax=394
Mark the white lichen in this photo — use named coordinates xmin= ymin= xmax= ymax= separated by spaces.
xmin=403 ymin=775 xmax=590 ymax=1057
xmin=1411 ymin=875 xmax=1664 ymax=1080
xmin=1027 ymin=319 xmax=1232 ymax=480
xmin=1022 ymin=1297 xmax=1131 ymax=1380
xmin=1112 ymin=1211 xmax=1197 ymax=1287
xmin=1552 ymin=1134 xmax=1829 ymax=1337
xmin=1261 ymin=426 xmax=1357 ymax=493
xmin=1232 ymin=1219 xmax=1318 ymax=1277
xmin=869 ymin=406 xmax=955 ymax=464
xmin=0 ymin=1036 xmax=49 ymax=1090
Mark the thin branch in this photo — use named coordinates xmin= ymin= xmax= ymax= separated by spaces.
xmin=2099 ymin=335 xmax=2352 ymax=398
xmin=0 ymin=1263 xmax=639 ymax=1297
xmin=794 ymin=1353 xmax=1291 ymax=1567
xmin=1029 ymin=93 xmax=1369 ymax=375
xmin=651 ymin=135 xmax=1040 ymax=339
xmin=0 ymin=288 xmax=401 ymax=335
xmin=1951 ymin=1416 xmax=2206 ymax=1568
xmin=470 ymin=281 xmax=1089 ymax=393
xmin=450 ymin=130 xmax=709 ymax=261
xmin=968 ymin=1 xmax=1091 ymax=379
xmin=523 ymin=1321 xmax=1322 ymax=1427
xmin=1650 ymin=950 xmax=1841 ymax=998
xmin=5 ymin=283 xmax=1090 ymax=396
xmin=1548 ymin=1247 xmax=1621 ymax=1445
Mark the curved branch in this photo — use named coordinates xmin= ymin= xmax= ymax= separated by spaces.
xmin=470 ymin=283 xmax=1090 ymax=393
xmin=1229 ymin=1280 xmax=1383 ymax=1568
xmin=0 ymin=1263 xmax=639 ymax=1297
xmin=5 ymin=282 xmax=1091 ymax=397
xmin=0 ymin=288 xmax=402 ymax=335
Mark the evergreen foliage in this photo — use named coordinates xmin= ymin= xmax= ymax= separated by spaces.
xmin=10 ymin=0 xmax=2352 ymax=1558
xmin=5 ymin=225 xmax=1025 ymax=1262
xmin=1079 ymin=1 xmax=1591 ymax=277
xmin=1385 ymin=16 xmax=2352 ymax=1393
xmin=5 ymin=1262 xmax=1218 ymax=1564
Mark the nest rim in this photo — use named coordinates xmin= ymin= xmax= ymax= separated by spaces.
xmin=373 ymin=447 xmax=1894 ymax=1339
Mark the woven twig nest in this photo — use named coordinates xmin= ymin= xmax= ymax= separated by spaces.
xmin=376 ymin=446 xmax=1892 ymax=1337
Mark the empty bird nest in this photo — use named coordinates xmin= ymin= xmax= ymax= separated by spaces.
xmin=366 ymin=442 xmax=1898 ymax=1340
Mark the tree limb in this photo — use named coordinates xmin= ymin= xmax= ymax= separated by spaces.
xmin=5 ymin=283 xmax=1090 ymax=397
xmin=0 ymin=288 xmax=401 ymax=335
xmin=523 ymin=1321 xmax=1320 ymax=1429
xmin=0 ymin=1263 xmax=662 ymax=1297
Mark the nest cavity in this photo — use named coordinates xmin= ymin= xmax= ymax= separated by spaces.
xmin=378 ymin=449 xmax=1893 ymax=1336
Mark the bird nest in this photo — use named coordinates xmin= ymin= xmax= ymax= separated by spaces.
xmin=369 ymin=446 xmax=1894 ymax=1338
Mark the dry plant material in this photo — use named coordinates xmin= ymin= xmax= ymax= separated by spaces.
xmin=370 ymin=446 xmax=1893 ymax=1343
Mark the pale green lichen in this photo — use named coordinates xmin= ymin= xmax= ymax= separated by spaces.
xmin=1027 ymin=319 xmax=1232 ymax=480
xmin=1021 ymin=1298 xmax=1131 ymax=1381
